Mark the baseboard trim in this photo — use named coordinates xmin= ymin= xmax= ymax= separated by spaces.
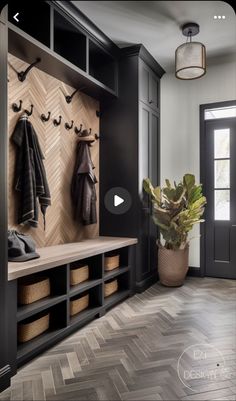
xmin=135 ymin=272 xmax=158 ymax=293
xmin=188 ymin=266 xmax=201 ymax=277
xmin=0 ymin=364 xmax=11 ymax=392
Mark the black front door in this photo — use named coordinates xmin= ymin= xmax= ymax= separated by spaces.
xmin=205 ymin=117 xmax=236 ymax=278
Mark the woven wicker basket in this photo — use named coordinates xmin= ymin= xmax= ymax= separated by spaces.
xmin=18 ymin=276 xmax=50 ymax=305
xmin=18 ymin=313 xmax=50 ymax=343
xmin=104 ymin=254 xmax=120 ymax=271
xmin=70 ymin=294 xmax=89 ymax=316
xmin=158 ymin=244 xmax=189 ymax=287
xmin=104 ymin=279 xmax=118 ymax=298
xmin=70 ymin=265 xmax=89 ymax=286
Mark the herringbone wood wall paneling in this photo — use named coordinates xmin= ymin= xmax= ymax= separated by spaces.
xmin=8 ymin=54 xmax=99 ymax=247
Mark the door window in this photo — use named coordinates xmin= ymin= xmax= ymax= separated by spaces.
xmin=214 ymin=128 xmax=230 ymax=221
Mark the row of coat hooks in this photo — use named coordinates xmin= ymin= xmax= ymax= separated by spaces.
xmin=9 ymin=57 xmax=101 ymax=117
xmin=12 ymin=100 xmax=100 ymax=142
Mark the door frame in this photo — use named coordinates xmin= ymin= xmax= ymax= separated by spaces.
xmin=200 ymin=99 xmax=236 ymax=277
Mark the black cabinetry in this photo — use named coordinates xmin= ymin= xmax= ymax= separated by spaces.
xmin=100 ymin=45 xmax=165 ymax=292
xmin=54 ymin=10 xmax=87 ymax=72
xmin=139 ymin=58 xmax=159 ymax=110
xmin=7 ymin=1 xmax=119 ymax=99
xmin=8 ymin=1 xmax=51 ymax=47
xmin=89 ymin=40 xmax=116 ymax=91
xmin=6 ymin=241 xmax=135 ymax=370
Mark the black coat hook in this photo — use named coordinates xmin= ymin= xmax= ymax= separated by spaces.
xmin=96 ymin=110 xmax=102 ymax=118
xmin=65 ymin=120 xmax=74 ymax=130
xmin=95 ymin=133 xmax=100 ymax=140
xmin=89 ymin=128 xmax=92 ymax=135
xmin=12 ymin=100 xmax=22 ymax=113
xmin=25 ymin=104 xmax=34 ymax=116
xmin=65 ymin=89 xmax=79 ymax=104
xmin=74 ymin=124 xmax=83 ymax=135
xmin=41 ymin=111 xmax=51 ymax=122
xmin=17 ymin=58 xmax=41 ymax=82
xmin=53 ymin=115 xmax=62 ymax=126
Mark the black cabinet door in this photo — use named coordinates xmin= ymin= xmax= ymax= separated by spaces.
xmin=139 ymin=59 xmax=159 ymax=111
xmin=139 ymin=59 xmax=150 ymax=106
xmin=149 ymin=109 xmax=159 ymax=275
xmin=138 ymin=102 xmax=159 ymax=283
xmin=149 ymin=71 xmax=159 ymax=110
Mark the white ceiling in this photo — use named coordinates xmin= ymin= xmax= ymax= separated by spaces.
xmin=72 ymin=1 xmax=236 ymax=71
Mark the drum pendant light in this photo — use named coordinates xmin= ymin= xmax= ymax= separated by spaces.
xmin=175 ymin=23 xmax=206 ymax=80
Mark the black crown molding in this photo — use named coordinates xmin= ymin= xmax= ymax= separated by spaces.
xmin=121 ymin=44 xmax=165 ymax=78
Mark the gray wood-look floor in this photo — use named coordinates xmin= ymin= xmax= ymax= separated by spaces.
xmin=1 ymin=277 xmax=236 ymax=401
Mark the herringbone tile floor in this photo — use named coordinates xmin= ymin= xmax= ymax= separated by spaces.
xmin=1 ymin=277 xmax=236 ymax=400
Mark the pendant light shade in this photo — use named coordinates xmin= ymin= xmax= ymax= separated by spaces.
xmin=175 ymin=23 xmax=206 ymax=80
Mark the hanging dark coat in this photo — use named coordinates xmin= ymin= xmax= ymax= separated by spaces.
xmin=12 ymin=114 xmax=51 ymax=228
xmin=71 ymin=141 xmax=97 ymax=225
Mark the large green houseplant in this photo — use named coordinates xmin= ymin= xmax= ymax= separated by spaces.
xmin=143 ymin=174 xmax=206 ymax=286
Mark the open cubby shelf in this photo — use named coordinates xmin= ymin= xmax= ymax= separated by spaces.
xmin=70 ymin=306 xmax=101 ymax=328
xmin=104 ymin=265 xmax=130 ymax=281
xmin=104 ymin=290 xmax=130 ymax=309
xmin=89 ymin=40 xmax=116 ymax=90
xmin=7 ymin=3 xmax=118 ymax=98
xmin=17 ymin=327 xmax=67 ymax=365
xmin=11 ymin=240 xmax=136 ymax=367
xmin=54 ymin=10 xmax=87 ymax=72
xmin=104 ymin=270 xmax=130 ymax=309
xmin=17 ymin=294 xmax=67 ymax=323
xmin=17 ymin=301 xmax=67 ymax=365
xmin=8 ymin=0 xmax=51 ymax=47
xmin=70 ymin=278 xmax=103 ymax=297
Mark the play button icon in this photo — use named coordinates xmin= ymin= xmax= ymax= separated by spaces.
xmin=104 ymin=187 xmax=132 ymax=215
xmin=114 ymin=195 xmax=124 ymax=207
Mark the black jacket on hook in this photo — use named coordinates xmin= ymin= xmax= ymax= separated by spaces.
xmin=12 ymin=114 xmax=51 ymax=229
xmin=71 ymin=141 xmax=97 ymax=225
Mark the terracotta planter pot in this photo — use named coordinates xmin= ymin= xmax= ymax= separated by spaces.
xmin=158 ymin=244 xmax=189 ymax=287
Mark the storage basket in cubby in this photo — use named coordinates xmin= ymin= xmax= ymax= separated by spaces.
xmin=70 ymin=293 xmax=89 ymax=316
xmin=104 ymin=279 xmax=118 ymax=298
xmin=70 ymin=264 xmax=89 ymax=286
xmin=18 ymin=313 xmax=50 ymax=343
xmin=104 ymin=253 xmax=120 ymax=271
xmin=18 ymin=276 xmax=50 ymax=305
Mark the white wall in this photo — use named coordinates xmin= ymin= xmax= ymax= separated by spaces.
xmin=160 ymin=57 xmax=236 ymax=267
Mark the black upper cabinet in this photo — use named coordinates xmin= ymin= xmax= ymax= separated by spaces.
xmin=139 ymin=59 xmax=159 ymax=110
xmin=8 ymin=1 xmax=51 ymax=47
xmin=7 ymin=2 xmax=119 ymax=98
xmin=54 ymin=10 xmax=87 ymax=72
xmin=89 ymin=40 xmax=116 ymax=91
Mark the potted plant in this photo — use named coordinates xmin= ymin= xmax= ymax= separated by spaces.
xmin=143 ymin=174 xmax=206 ymax=287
